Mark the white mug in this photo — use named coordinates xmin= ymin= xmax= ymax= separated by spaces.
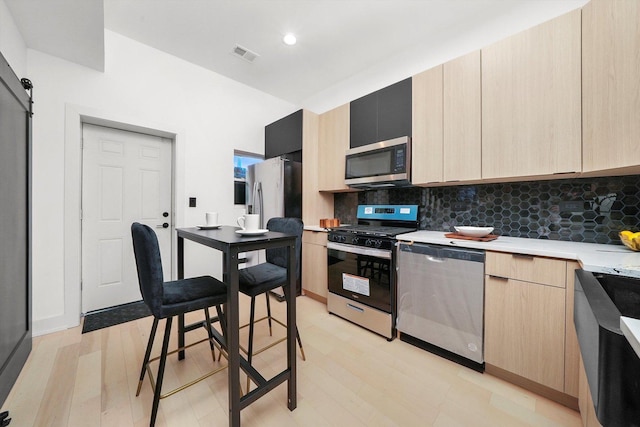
xmin=237 ymin=214 xmax=260 ymax=231
xmin=205 ymin=212 xmax=218 ymax=226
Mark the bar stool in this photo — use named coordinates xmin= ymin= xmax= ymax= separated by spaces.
xmin=131 ymin=222 xmax=228 ymax=427
xmin=237 ymin=217 xmax=306 ymax=389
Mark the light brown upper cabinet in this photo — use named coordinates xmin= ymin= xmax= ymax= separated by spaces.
xmin=443 ymin=50 xmax=481 ymax=182
xmin=302 ymin=110 xmax=334 ymax=225
xmin=318 ymin=103 xmax=351 ymax=192
xmin=481 ymin=9 xmax=581 ymax=180
xmin=583 ymin=0 xmax=640 ymax=173
xmin=412 ymin=65 xmax=443 ymax=185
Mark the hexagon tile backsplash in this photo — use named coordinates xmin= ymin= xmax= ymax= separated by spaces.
xmin=334 ymin=175 xmax=640 ymax=245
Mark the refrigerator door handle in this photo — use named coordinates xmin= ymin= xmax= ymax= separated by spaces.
xmin=257 ymin=182 xmax=264 ymax=228
xmin=251 ymin=181 xmax=258 ymax=213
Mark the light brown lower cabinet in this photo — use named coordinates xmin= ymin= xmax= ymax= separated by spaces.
xmin=484 ymin=252 xmax=579 ymax=405
xmin=485 ymin=274 xmax=566 ymax=390
xmin=564 ymin=261 xmax=581 ymax=397
xmin=579 ymin=356 xmax=602 ymax=427
xmin=302 ymin=231 xmax=328 ymax=303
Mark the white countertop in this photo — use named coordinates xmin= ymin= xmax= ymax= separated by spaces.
xmin=304 ymin=226 xmax=640 ymax=278
xmin=395 ymin=230 xmax=640 ymax=279
xmin=304 ymin=225 xmax=329 ymax=232
xmin=621 ymin=317 xmax=640 ymax=359
xmin=308 ymin=225 xmax=640 ymax=353
xmin=396 ymin=231 xmax=640 ymax=359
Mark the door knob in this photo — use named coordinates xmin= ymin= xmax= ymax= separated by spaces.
xmin=156 ymin=223 xmax=169 ymax=228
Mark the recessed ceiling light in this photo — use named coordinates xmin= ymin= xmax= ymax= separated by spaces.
xmin=283 ymin=33 xmax=297 ymax=46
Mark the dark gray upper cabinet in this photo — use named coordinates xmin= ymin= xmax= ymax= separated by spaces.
xmin=349 ymin=92 xmax=378 ymax=148
xmin=350 ymin=78 xmax=412 ymax=148
xmin=265 ymin=109 xmax=303 ymax=160
xmin=377 ymin=78 xmax=412 ymax=142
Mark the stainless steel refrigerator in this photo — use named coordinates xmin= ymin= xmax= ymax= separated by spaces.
xmin=245 ymin=157 xmax=302 ymax=296
xmin=246 ymin=156 xmax=302 ymax=227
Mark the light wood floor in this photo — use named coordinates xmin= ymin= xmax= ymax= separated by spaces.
xmin=2 ymin=295 xmax=582 ymax=426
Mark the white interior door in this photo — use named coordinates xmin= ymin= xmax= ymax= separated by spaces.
xmin=81 ymin=124 xmax=173 ymax=313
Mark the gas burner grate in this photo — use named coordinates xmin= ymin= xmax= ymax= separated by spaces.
xmin=330 ymin=225 xmax=416 ymax=238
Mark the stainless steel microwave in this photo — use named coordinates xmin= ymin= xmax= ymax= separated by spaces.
xmin=345 ymin=136 xmax=411 ymax=189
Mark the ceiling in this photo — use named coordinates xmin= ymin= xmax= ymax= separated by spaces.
xmin=6 ymin=0 xmax=588 ymax=109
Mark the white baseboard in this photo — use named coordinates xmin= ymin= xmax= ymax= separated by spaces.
xmin=32 ymin=314 xmax=80 ymax=337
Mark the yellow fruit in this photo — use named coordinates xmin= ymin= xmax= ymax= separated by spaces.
xmin=620 ymin=231 xmax=639 ymax=251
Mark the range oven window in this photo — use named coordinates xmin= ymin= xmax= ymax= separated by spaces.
xmin=328 ymin=246 xmax=392 ymax=313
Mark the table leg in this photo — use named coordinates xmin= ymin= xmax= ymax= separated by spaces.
xmin=287 ymin=241 xmax=297 ymax=410
xmin=177 ymin=236 xmax=185 ymax=360
xmin=226 ymin=247 xmax=241 ymax=427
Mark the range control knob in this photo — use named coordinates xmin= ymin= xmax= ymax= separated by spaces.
xmin=335 ymin=235 xmax=346 ymax=243
xmin=351 ymin=237 xmax=360 ymax=246
xmin=364 ymin=239 xmax=382 ymax=248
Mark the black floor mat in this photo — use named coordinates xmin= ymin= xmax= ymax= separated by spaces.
xmin=82 ymin=300 xmax=151 ymax=333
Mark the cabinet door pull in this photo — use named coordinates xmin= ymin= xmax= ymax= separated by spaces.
xmin=512 ymin=253 xmax=534 ymax=260
xmin=489 ymin=275 xmax=509 ymax=281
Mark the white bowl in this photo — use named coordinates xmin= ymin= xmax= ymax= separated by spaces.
xmin=454 ymin=226 xmax=494 ymax=237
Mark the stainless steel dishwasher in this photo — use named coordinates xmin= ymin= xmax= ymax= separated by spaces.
xmin=396 ymin=242 xmax=485 ymax=370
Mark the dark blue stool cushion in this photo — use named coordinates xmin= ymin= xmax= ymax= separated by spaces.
xmin=131 ymin=222 xmax=227 ymax=319
xmin=161 ymin=276 xmax=228 ymax=318
xmin=238 ymin=263 xmax=287 ymax=297
xmin=236 ymin=217 xmax=303 ymax=299
xmin=265 ymin=217 xmax=303 ymax=280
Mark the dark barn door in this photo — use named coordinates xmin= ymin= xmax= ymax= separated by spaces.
xmin=0 ymin=51 xmax=32 ymax=407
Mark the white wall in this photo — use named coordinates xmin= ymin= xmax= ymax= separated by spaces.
xmin=27 ymin=30 xmax=295 ymax=335
xmin=303 ymin=0 xmax=589 ymax=113
xmin=5 ymin=0 xmax=589 ymax=335
xmin=0 ymin=0 xmax=26 ymax=77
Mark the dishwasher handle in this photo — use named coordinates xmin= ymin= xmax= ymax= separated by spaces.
xmin=399 ymin=242 xmax=485 ymax=263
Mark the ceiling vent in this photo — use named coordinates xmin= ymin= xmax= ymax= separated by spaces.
xmin=232 ymin=44 xmax=259 ymax=63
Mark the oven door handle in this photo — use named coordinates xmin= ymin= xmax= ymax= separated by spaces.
xmin=327 ymin=241 xmax=392 ymax=259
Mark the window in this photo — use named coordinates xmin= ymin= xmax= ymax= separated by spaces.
xmin=234 ymin=150 xmax=262 ymax=205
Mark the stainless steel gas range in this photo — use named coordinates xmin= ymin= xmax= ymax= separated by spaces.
xmin=327 ymin=205 xmax=418 ymax=340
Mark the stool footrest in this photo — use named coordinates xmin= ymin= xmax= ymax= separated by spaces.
xmin=238 ymin=315 xmax=287 ymax=356
xmin=145 ymin=337 xmax=227 ymax=399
